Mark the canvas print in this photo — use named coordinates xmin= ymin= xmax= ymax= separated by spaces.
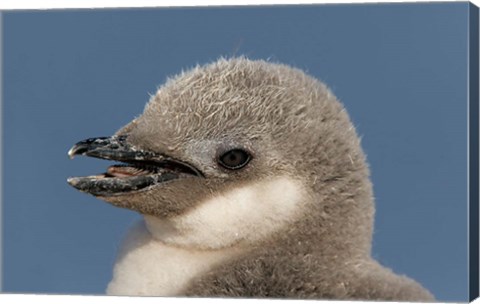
xmin=1 ymin=2 xmax=478 ymax=302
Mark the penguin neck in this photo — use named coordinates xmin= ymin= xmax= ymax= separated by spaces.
xmin=141 ymin=173 xmax=374 ymax=259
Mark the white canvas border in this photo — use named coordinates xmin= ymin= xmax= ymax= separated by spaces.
xmin=0 ymin=1 xmax=477 ymax=304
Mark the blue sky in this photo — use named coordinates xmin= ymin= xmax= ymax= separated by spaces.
xmin=2 ymin=3 xmax=470 ymax=300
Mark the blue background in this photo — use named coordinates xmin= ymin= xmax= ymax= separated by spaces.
xmin=1 ymin=3 xmax=469 ymax=301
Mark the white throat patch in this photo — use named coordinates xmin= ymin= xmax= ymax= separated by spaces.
xmin=145 ymin=176 xmax=305 ymax=249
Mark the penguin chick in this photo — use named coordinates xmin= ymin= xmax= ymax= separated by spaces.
xmin=67 ymin=57 xmax=435 ymax=301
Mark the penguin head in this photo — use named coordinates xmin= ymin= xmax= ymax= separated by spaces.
xmin=68 ymin=58 xmax=373 ymax=251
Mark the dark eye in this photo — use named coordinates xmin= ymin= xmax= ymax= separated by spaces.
xmin=218 ymin=149 xmax=251 ymax=170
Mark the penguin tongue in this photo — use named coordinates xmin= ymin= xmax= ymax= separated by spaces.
xmin=105 ymin=163 xmax=187 ymax=178
xmin=106 ymin=165 xmax=153 ymax=178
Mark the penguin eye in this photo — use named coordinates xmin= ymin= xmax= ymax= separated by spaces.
xmin=218 ymin=149 xmax=251 ymax=170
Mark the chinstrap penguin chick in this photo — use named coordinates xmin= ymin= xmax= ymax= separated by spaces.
xmin=67 ymin=57 xmax=434 ymax=301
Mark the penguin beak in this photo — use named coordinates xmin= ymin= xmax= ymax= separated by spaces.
xmin=67 ymin=135 xmax=202 ymax=197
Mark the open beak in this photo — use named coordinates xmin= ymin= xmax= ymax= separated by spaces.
xmin=67 ymin=135 xmax=202 ymax=197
